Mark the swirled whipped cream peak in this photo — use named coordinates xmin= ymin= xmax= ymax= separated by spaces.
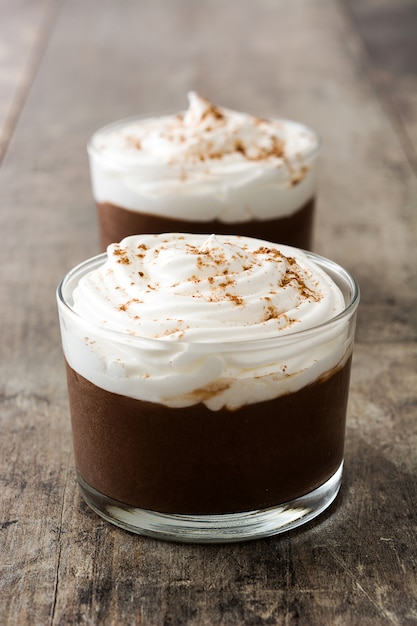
xmin=88 ymin=93 xmax=320 ymax=222
xmin=145 ymin=91 xmax=287 ymax=163
xmin=72 ymin=233 xmax=344 ymax=343
xmin=59 ymin=233 xmax=354 ymax=409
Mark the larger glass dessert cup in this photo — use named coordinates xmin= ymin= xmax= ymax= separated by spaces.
xmin=87 ymin=95 xmax=321 ymax=251
xmin=57 ymin=250 xmax=359 ymax=543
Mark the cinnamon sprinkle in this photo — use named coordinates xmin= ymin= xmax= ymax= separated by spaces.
xmin=113 ymin=247 xmax=131 ymax=264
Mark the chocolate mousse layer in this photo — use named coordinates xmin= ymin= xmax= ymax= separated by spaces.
xmin=66 ymin=356 xmax=351 ymax=515
xmin=96 ymin=197 xmax=315 ymax=251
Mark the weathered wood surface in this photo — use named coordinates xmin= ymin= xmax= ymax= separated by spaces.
xmin=345 ymin=0 xmax=417 ymax=169
xmin=0 ymin=0 xmax=59 ymax=161
xmin=0 ymin=0 xmax=416 ymax=624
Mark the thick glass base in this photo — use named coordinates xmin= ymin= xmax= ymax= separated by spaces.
xmin=77 ymin=462 xmax=343 ymax=543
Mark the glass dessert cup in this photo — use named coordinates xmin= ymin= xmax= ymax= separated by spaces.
xmin=87 ymin=114 xmax=321 ymax=251
xmin=57 ymin=251 xmax=359 ymax=543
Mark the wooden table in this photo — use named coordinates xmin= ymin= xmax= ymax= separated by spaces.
xmin=1 ymin=1 xmax=416 ymax=623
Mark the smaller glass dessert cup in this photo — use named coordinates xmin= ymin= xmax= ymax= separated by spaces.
xmin=87 ymin=92 xmax=321 ymax=251
xmin=57 ymin=234 xmax=359 ymax=543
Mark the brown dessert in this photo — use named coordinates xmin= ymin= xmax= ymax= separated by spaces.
xmin=96 ymin=198 xmax=315 ymax=251
xmin=66 ymin=357 xmax=351 ymax=515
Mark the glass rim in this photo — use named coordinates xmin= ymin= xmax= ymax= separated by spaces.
xmin=86 ymin=112 xmax=322 ymax=165
xmin=57 ymin=247 xmax=359 ymax=350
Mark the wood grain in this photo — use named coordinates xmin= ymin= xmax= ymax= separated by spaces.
xmin=0 ymin=0 xmax=416 ymax=624
xmin=344 ymin=0 xmax=417 ymax=170
xmin=0 ymin=0 xmax=59 ymax=161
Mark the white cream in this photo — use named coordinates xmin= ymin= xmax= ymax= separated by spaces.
xmin=87 ymin=93 xmax=320 ymax=222
xmin=58 ymin=234 xmax=357 ymax=411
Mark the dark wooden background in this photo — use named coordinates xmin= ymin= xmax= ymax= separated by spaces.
xmin=1 ymin=0 xmax=416 ymax=624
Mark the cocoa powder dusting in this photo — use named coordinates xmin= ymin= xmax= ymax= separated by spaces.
xmin=201 ymin=104 xmax=225 ymax=122
xmin=118 ymin=298 xmax=143 ymax=312
xmin=113 ymin=247 xmax=131 ymax=264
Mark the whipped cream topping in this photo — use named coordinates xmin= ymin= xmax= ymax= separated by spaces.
xmin=73 ymin=234 xmax=343 ymax=341
xmin=58 ymin=234 xmax=357 ymax=410
xmin=88 ymin=93 xmax=320 ymax=221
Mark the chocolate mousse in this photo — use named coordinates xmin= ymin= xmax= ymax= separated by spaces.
xmin=57 ymin=233 xmax=359 ymax=540
xmin=97 ymin=197 xmax=315 ymax=251
xmin=66 ymin=357 xmax=351 ymax=515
